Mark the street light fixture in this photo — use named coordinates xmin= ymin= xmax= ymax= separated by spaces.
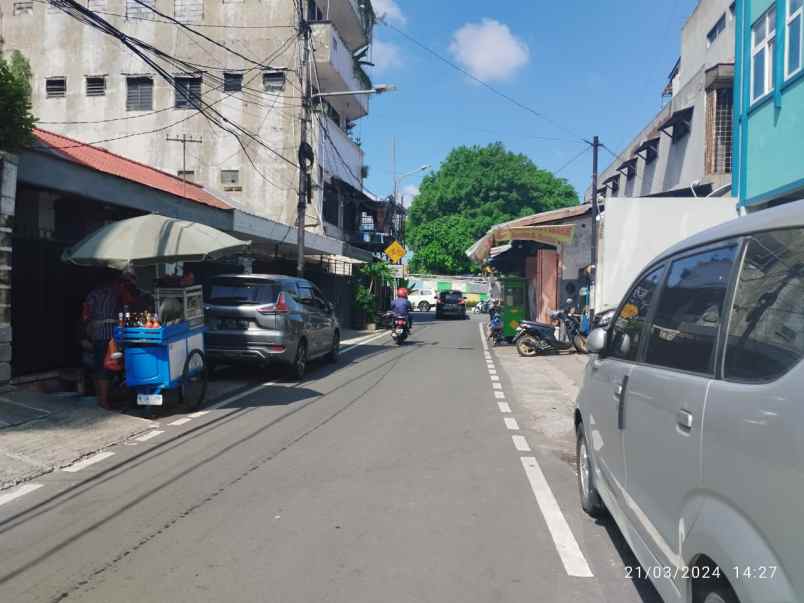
xmin=394 ymin=164 xmax=431 ymax=205
xmin=312 ymin=84 xmax=398 ymax=99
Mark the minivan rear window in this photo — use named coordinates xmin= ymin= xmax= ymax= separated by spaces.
xmin=209 ymin=279 xmax=279 ymax=305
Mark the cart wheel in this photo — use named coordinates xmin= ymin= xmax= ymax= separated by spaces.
xmin=181 ymin=349 xmax=208 ymax=411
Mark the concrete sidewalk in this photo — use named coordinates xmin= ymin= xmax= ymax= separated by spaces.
xmin=0 ymin=390 xmax=157 ymax=490
xmin=491 ymin=343 xmax=588 ymax=459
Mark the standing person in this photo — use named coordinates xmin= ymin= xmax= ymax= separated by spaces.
xmin=83 ymin=272 xmax=125 ymax=409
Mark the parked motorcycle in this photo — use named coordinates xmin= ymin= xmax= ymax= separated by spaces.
xmin=513 ymin=302 xmax=587 ymax=357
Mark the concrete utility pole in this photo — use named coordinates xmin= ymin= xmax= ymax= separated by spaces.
xmin=166 ymin=134 xmax=202 ymax=186
xmin=296 ymin=4 xmax=313 ymax=277
xmin=589 ymin=135 xmax=600 ymax=319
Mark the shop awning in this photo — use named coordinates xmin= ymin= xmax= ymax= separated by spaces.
xmin=658 ymin=106 xmax=693 ymax=137
xmin=634 ymin=137 xmax=660 ymax=156
xmin=467 ymin=223 xmax=576 ymax=263
xmin=617 ymin=157 xmax=638 ymax=176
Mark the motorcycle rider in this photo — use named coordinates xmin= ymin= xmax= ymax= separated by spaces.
xmin=390 ymin=287 xmax=413 ymax=329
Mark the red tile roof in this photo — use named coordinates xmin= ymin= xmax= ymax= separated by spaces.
xmin=32 ymin=129 xmax=232 ymax=211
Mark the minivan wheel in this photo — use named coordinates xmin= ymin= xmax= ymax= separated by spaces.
xmin=326 ymin=332 xmax=340 ymax=364
xmin=693 ymin=577 xmax=739 ymax=603
xmin=577 ymin=428 xmax=606 ymax=517
xmin=291 ymin=340 xmax=307 ymax=380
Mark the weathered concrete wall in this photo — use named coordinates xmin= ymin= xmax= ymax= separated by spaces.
xmin=0 ymin=0 xmax=371 ymax=236
xmin=0 ymin=153 xmax=17 ymax=384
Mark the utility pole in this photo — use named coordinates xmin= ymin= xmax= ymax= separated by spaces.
xmin=166 ymin=134 xmax=202 ymax=191
xmin=296 ymin=3 xmax=313 ymax=277
xmin=589 ymin=135 xmax=600 ymax=320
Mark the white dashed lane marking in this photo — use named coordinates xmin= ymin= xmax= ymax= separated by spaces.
xmin=504 ymin=417 xmax=520 ymax=431
xmin=0 ymin=483 xmax=44 ymax=508
xmin=490 ymin=375 xmax=500 ymax=381
xmin=62 ymin=451 xmax=115 ymax=473
xmin=168 ymin=417 xmax=192 ymax=426
xmin=512 ymin=435 xmax=531 ymax=452
xmin=492 ymin=383 xmax=503 ymax=390
xmin=494 ymin=391 xmax=506 ymax=399
xmin=497 ymin=402 xmax=511 ymax=413
xmin=134 ymin=430 xmax=164 ymax=442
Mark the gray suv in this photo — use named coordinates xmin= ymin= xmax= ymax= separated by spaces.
xmin=205 ymin=274 xmax=339 ymax=378
xmin=576 ymin=200 xmax=804 ymax=603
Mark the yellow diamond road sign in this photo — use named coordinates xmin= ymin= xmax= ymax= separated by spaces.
xmin=384 ymin=240 xmax=406 ymax=263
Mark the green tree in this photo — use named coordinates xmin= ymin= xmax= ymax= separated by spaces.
xmin=0 ymin=50 xmax=36 ymax=151
xmin=407 ymin=143 xmax=578 ymax=274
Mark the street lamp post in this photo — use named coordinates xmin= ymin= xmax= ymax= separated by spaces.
xmin=393 ymin=164 xmax=431 ymax=206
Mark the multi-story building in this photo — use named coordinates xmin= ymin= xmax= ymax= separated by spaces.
xmin=733 ymin=0 xmax=804 ymax=210
xmin=585 ymin=0 xmax=736 ymax=201
xmin=0 ymin=0 xmax=391 ymax=251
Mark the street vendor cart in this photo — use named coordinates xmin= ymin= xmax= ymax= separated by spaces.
xmin=114 ymin=286 xmax=207 ymax=410
xmin=62 ymin=214 xmax=251 ymax=410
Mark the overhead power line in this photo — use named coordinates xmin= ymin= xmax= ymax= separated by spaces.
xmin=379 ymin=18 xmax=585 ymax=143
xmin=554 ymin=146 xmax=590 ymax=176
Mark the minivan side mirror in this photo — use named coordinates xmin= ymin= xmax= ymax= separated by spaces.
xmin=587 ymin=328 xmax=608 ymax=354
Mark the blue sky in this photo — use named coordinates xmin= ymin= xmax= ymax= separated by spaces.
xmin=358 ymin=0 xmax=700 ymax=206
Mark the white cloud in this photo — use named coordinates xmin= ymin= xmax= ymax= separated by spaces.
xmin=370 ymin=38 xmax=404 ymax=74
xmin=401 ymin=184 xmax=419 ymax=208
xmin=448 ymin=19 xmax=530 ymax=82
xmin=372 ymin=0 xmax=406 ymax=26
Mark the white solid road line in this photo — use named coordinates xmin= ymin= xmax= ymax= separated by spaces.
xmin=497 ymin=402 xmax=511 ymax=413
xmin=504 ymin=417 xmax=520 ymax=431
xmin=494 ymin=391 xmax=506 ymax=399
xmin=135 ymin=430 xmax=165 ymax=442
xmin=520 ymin=456 xmax=594 ymax=578
xmin=512 ymin=435 xmax=531 ymax=452
xmin=0 ymin=483 xmax=44 ymax=508
xmin=189 ymin=410 xmax=210 ymax=418
xmin=342 ymin=330 xmax=390 ymax=353
xmin=168 ymin=417 xmax=193 ymax=426
xmin=62 ymin=451 xmax=115 ymax=473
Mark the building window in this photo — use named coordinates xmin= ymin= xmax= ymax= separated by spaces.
xmin=706 ymin=87 xmax=733 ymax=174
xmin=221 ymin=170 xmax=241 ymax=191
xmin=13 ymin=1 xmax=33 ymax=14
xmin=85 ymin=76 xmax=106 ymax=96
xmin=707 ymin=14 xmax=726 ymax=47
xmin=174 ymin=0 xmax=202 ymax=23
xmin=263 ymin=71 xmax=286 ymax=91
xmin=87 ymin=0 xmax=107 ymax=10
xmin=787 ymin=0 xmax=803 ymax=78
xmin=45 ymin=77 xmax=66 ymax=98
xmin=224 ymin=72 xmax=243 ymax=92
xmin=178 ymin=170 xmax=195 ymax=181
xmin=127 ymin=0 xmax=155 ymax=19
xmin=126 ymin=76 xmax=153 ymax=111
xmin=174 ymin=76 xmax=202 ymax=109
xmin=751 ymin=6 xmax=776 ymax=102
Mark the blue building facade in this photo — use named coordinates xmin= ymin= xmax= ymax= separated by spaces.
xmin=734 ymin=0 xmax=804 ymax=208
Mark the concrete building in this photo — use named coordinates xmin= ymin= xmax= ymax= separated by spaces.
xmin=585 ymin=0 xmax=736 ymax=201
xmin=0 ymin=0 xmax=390 ymax=252
xmin=733 ymin=0 xmax=804 ymax=210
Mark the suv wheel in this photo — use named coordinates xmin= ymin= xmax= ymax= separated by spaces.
xmin=292 ymin=340 xmax=307 ymax=380
xmin=577 ymin=427 xmax=606 ymax=517
xmin=418 ymin=301 xmax=430 ymax=312
xmin=326 ymin=332 xmax=340 ymax=364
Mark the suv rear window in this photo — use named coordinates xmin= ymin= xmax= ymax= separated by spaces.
xmin=440 ymin=291 xmax=463 ymax=303
xmin=209 ymin=279 xmax=279 ymax=305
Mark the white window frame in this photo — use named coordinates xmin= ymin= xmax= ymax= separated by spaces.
xmin=786 ymin=0 xmax=803 ymax=79
xmin=751 ymin=6 xmax=777 ymax=102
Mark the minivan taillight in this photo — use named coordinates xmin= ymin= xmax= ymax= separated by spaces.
xmin=257 ymin=292 xmax=289 ymax=315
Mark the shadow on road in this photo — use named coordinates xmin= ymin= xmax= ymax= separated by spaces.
xmin=596 ymin=516 xmax=663 ymax=602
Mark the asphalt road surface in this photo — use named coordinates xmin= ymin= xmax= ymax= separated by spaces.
xmin=0 ymin=315 xmax=660 ymax=603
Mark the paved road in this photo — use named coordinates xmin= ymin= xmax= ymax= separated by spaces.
xmin=0 ymin=315 xmax=659 ymax=602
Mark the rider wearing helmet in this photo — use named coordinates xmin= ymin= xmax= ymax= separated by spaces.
xmin=390 ymin=287 xmax=413 ymax=329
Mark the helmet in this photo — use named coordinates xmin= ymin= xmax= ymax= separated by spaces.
xmin=397 ymin=287 xmax=408 ymax=298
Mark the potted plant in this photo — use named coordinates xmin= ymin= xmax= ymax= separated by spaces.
xmin=353 ymin=261 xmax=393 ymax=330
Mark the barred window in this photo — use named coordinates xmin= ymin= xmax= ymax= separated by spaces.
xmin=174 ymin=0 xmax=202 ymax=23
xmin=46 ymin=77 xmax=67 ymax=98
xmin=126 ymin=76 xmax=153 ymax=111
xmin=224 ymin=72 xmax=243 ymax=92
xmin=87 ymin=0 xmax=107 ymax=10
xmin=13 ymin=1 xmax=34 ymax=15
xmin=85 ymin=76 xmax=106 ymax=97
xmin=263 ymin=71 xmax=286 ymax=91
xmin=221 ymin=170 xmax=241 ymax=191
xmin=126 ymin=0 xmax=155 ymax=20
xmin=705 ymin=87 xmax=733 ymax=174
xmin=174 ymin=76 xmax=202 ymax=109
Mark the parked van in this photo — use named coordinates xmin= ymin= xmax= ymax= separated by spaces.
xmin=575 ymin=200 xmax=804 ymax=603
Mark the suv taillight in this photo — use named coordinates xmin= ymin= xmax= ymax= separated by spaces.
xmin=458 ymin=299 xmax=465 ymax=305
xmin=257 ymin=292 xmax=289 ymax=315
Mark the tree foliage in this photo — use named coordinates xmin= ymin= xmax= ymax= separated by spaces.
xmin=407 ymin=143 xmax=578 ymax=274
xmin=0 ymin=50 xmax=36 ymax=151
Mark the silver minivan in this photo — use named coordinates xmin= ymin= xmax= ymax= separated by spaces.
xmin=205 ymin=274 xmax=340 ymax=378
xmin=575 ymin=200 xmax=804 ymax=603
